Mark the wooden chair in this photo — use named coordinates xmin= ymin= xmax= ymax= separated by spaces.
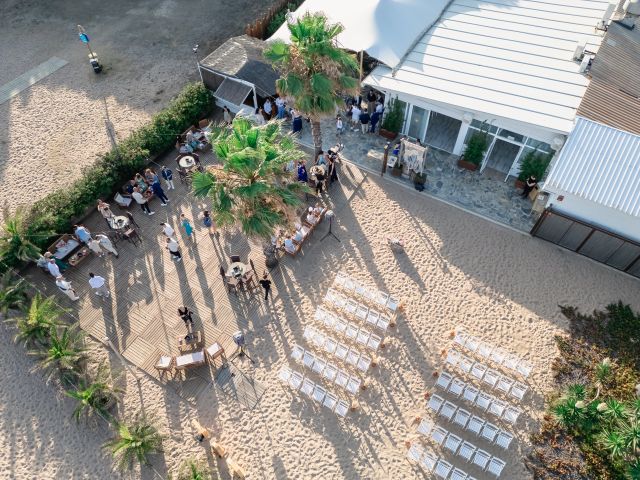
xmin=226 ymin=277 xmax=239 ymax=295
xmin=198 ymin=119 xmax=209 ymax=129
xmin=114 ymin=192 xmax=132 ymax=209
xmin=155 ymin=355 xmax=174 ymax=376
xmin=125 ymin=211 xmax=140 ymax=229
xmin=123 ymin=228 xmax=142 ymax=246
xmin=284 ymin=243 xmax=301 ymax=257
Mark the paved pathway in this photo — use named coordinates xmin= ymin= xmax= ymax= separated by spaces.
xmin=0 ymin=57 xmax=67 ymax=104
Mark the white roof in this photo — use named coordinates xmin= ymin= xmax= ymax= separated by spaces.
xmin=364 ymin=0 xmax=614 ymax=134
xmin=545 ymin=117 xmax=640 ymax=218
xmin=269 ymin=0 xmax=450 ymax=68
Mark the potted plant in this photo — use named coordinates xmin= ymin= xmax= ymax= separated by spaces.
xmin=413 ymin=172 xmax=427 ymax=191
xmin=516 ymin=150 xmax=552 ymax=188
xmin=379 ymin=96 xmax=403 ymax=140
xmin=458 ymin=130 xmax=489 ymax=171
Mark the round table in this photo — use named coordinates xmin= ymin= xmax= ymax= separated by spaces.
xmin=227 ymin=262 xmax=248 ymax=278
xmin=109 ymin=215 xmax=129 ymax=230
xmin=179 ymin=155 xmax=196 ymax=169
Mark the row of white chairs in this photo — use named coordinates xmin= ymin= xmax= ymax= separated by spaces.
xmin=453 ymin=331 xmax=532 ymax=378
xmin=291 ymin=344 xmax=362 ymax=395
xmin=416 ymin=419 xmax=506 ymax=478
xmin=429 ymin=390 xmax=521 ymax=429
xmin=315 ymin=307 xmax=383 ymax=351
xmin=334 ymin=271 xmax=399 ymax=313
xmin=445 ymin=350 xmax=528 ymax=402
xmin=325 ymin=288 xmax=391 ymax=332
xmin=407 ymin=442 xmax=475 ymax=480
xmin=279 ymin=366 xmax=350 ymax=417
xmin=303 ymin=325 xmax=372 ymax=373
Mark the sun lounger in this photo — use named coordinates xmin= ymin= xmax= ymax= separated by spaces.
xmin=356 ymin=355 xmax=371 ymax=373
xmin=324 ymin=337 xmax=338 ymax=354
xmin=335 ymin=343 xmax=349 ymax=360
xmin=345 ymin=323 xmax=358 ymax=340
xmin=312 ymin=358 xmax=326 ymax=375
xmin=289 ymin=371 xmax=303 ymax=390
xmin=346 ymin=376 xmax=361 ymax=395
xmin=471 ymin=362 xmax=488 ymax=381
xmin=417 ymin=418 xmax=434 ymax=436
xmin=503 ymin=406 xmax=522 ymax=424
xmin=487 ymin=457 xmax=506 ymax=478
xmin=462 ymin=385 xmax=479 ymax=404
xmin=475 ymin=391 xmax=492 ymax=411
xmin=458 ymin=440 xmax=476 ymax=461
xmin=431 ymin=425 xmax=447 ymax=445
xmin=482 ymin=368 xmax=500 ymax=388
xmin=439 ymin=401 xmax=457 ymax=421
xmin=472 ymin=449 xmax=491 ymax=470
xmin=495 ymin=431 xmax=514 ymax=449
xmin=302 ymin=351 xmax=315 ymax=369
xmin=445 ymin=350 xmax=461 ymax=368
xmin=466 ymin=415 xmax=485 ymax=435
xmin=345 ymin=349 xmax=360 ymax=368
xmin=453 ymin=331 xmax=467 ymax=348
xmin=480 ymin=422 xmax=499 ymax=442
xmin=434 ymin=459 xmax=453 ymax=479
xmin=451 ymin=468 xmax=468 ymax=480
xmin=488 ymin=399 xmax=507 ymax=418
xmin=444 ymin=433 xmax=462 ymax=454
xmin=427 ymin=394 xmax=445 ymax=414
xmin=313 ymin=385 xmax=327 ymax=403
xmin=453 ymin=408 xmax=471 ymax=428
xmin=291 ymin=344 xmax=304 ymax=362
xmin=448 ymin=377 xmax=465 ymax=397
xmin=477 ymin=342 xmax=493 ymax=359
xmin=495 ymin=376 xmax=514 ymax=395
xmin=458 ymin=354 xmax=473 ymax=374
xmin=335 ymin=371 xmax=349 ymax=389
xmin=510 ymin=381 xmax=528 ymax=401
xmin=155 ymin=355 xmax=174 ymax=373
xmin=436 ymin=372 xmax=453 ymax=390
xmin=323 ymin=363 xmax=338 ymax=382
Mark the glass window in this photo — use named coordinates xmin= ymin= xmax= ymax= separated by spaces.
xmin=397 ymin=100 xmax=408 ymax=132
xmin=525 ymin=138 xmax=552 ymax=153
xmin=470 ymin=120 xmax=498 ymax=134
xmin=498 ymin=128 xmax=525 ymax=143
xmin=407 ymin=105 xmax=428 ymax=140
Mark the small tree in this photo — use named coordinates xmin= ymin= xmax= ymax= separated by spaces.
xmin=517 ymin=149 xmax=552 ymax=182
xmin=65 ymin=366 xmax=123 ymax=424
xmin=172 ymin=458 xmax=212 ymax=480
xmin=463 ymin=131 xmax=489 ymax=166
xmin=105 ymin=415 xmax=164 ymax=471
xmin=380 ymin=96 xmax=404 ymax=134
xmin=0 ymin=206 xmax=44 ymax=267
xmin=9 ymin=293 xmax=65 ymax=348
xmin=264 ymin=12 xmax=359 ymax=154
xmin=192 ymin=118 xmax=308 ymax=238
xmin=32 ymin=326 xmax=86 ymax=384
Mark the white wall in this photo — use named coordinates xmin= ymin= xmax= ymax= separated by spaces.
xmin=545 ymin=190 xmax=640 ymax=243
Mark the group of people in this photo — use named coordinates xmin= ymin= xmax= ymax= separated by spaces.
xmin=73 ymin=224 xmax=119 ymax=258
xmin=177 ymin=126 xmax=209 ymax=154
xmin=296 ymin=147 xmax=340 ymax=194
xmin=49 ymin=269 xmax=111 ymax=302
xmin=122 ymin=167 xmax=172 ymax=215
xmin=274 ymin=203 xmax=325 ymax=255
xmin=342 ymin=90 xmax=384 ymax=135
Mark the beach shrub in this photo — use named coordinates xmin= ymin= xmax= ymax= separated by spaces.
xmin=0 ymin=271 xmax=28 ymax=314
xmin=518 ymin=149 xmax=552 ymax=182
xmin=32 ymin=325 xmax=87 ymax=385
xmin=105 ymin=414 xmax=164 ymax=471
xmin=65 ymin=365 xmax=123 ymax=424
xmin=8 ymin=293 xmax=65 ymax=348
xmin=171 ymin=458 xmax=213 ymax=480
xmin=0 ymin=206 xmax=45 ymax=266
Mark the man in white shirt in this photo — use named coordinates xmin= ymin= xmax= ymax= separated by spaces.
xmin=88 ymin=272 xmax=110 ymax=297
xmin=160 ymin=222 xmax=176 ymax=239
xmin=283 ymin=235 xmax=296 ymax=253
xmin=56 ymin=275 xmax=79 ymax=301
xmin=96 ymin=234 xmax=118 ymax=257
xmin=47 ymin=259 xmax=61 ymax=277
xmin=166 ymin=238 xmax=182 ymax=262
xmin=263 ymin=99 xmax=272 ymax=118
xmin=131 ymin=186 xmax=154 ymax=215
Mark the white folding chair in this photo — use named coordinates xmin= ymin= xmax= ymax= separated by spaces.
xmin=434 ymin=459 xmax=453 ymax=479
xmin=465 ymin=335 xmax=480 ymax=353
xmin=377 ymin=314 xmax=390 ymax=331
xmin=313 ymin=385 xmax=327 ymax=403
xmin=421 ymin=449 xmax=437 ymax=472
xmin=324 ymin=289 xmax=337 ymax=303
xmin=480 ymin=422 xmax=499 ymax=442
xmin=453 ymin=331 xmax=467 ymax=348
xmin=439 ymin=401 xmax=457 ymax=421
xmin=324 ymin=337 xmax=338 ymax=355
xmin=444 ymin=433 xmax=462 ymax=454
xmin=303 ymin=326 xmax=315 ymax=342
xmin=495 ymin=431 xmax=514 ymax=449
xmin=345 ymin=349 xmax=360 ymax=368
xmin=323 ymin=363 xmax=338 ymax=382
xmin=356 ymin=329 xmax=370 ymax=347
xmin=354 ymin=283 xmax=366 ymax=298
xmin=365 ymin=309 xmax=380 ymax=329
xmin=510 ymin=381 xmax=528 ymax=401
xmin=323 ymin=392 xmax=338 ymax=411
xmin=490 ymin=348 xmax=506 ymax=365
xmin=344 ymin=278 xmax=356 ymax=291
xmin=488 ymin=399 xmax=507 ymax=418
xmin=335 ymin=371 xmax=349 ymax=389
xmin=303 ymin=351 xmax=315 ymax=369
xmin=503 ymin=406 xmax=522 ymax=425
xmin=323 ymin=312 xmax=336 ymax=329
xmin=436 ymin=372 xmax=453 ymax=390
xmin=458 ymin=354 xmax=474 ymax=374
xmin=458 ymin=440 xmax=476 ymax=461
xmin=467 ymin=415 xmax=485 ymax=435
xmin=475 ymin=391 xmax=492 ymax=411
xmin=448 ymin=377 xmax=466 ymax=397
xmin=417 ymin=418 xmax=434 ymax=436
xmin=289 ymin=371 xmax=303 ymax=390
xmin=406 ymin=443 xmax=425 ymax=464
xmin=516 ymin=360 xmax=533 ymax=378
xmin=487 ymin=457 xmax=506 ymax=478
xmin=367 ymin=333 xmax=382 ymax=351
xmin=471 ymin=362 xmax=488 ymax=381
xmin=355 ymin=304 xmax=369 ymax=320
xmin=450 ymin=468 xmax=468 ymax=480
xmin=335 ymin=343 xmax=349 ymax=360
xmin=445 ymin=350 xmax=461 ymax=368
xmin=482 ymin=368 xmax=500 ymax=388
xmin=315 ymin=307 xmax=327 ymax=321
xmin=376 ymin=291 xmax=390 ymax=307
xmin=335 ymin=399 xmax=349 ymax=417
xmin=301 ymin=378 xmax=315 ymax=398
xmin=291 ymin=345 xmax=304 ymax=362
xmin=495 ymin=376 xmax=514 ymax=395
xmin=472 ymin=449 xmax=491 ymax=470
xmin=427 ymin=394 xmax=445 ymax=414
xmin=312 ymin=358 xmax=326 ymax=375
xmin=462 ymin=385 xmax=479 ymax=404
xmin=346 ymin=376 xmax=361 ymax=395
xmin=279 ymin=366 xmax=292 ymax=384
xmin=334 ymin=318 xmax=347 ymax=334
xmin=356 ymin=355 xmax=371 ymax=373
xmin=386 ymin=296 xmax=399 ymax=312
xmin=345 ymin=299 xmax=358 ymax=314
xmin=334 ymin=272 xmax=348 ymax=287
xmin=453 ymin=408 xmax=471 ymax=428
xmin=345 ymin=323 xmax=358 ymax=340
xmin=312 ymin=330 xmax=326 ymax=348
xmin=502 ymin=354 xmax=519 ymax=372
xmin=477 ymin=342 xmax=493 ymax=359
xmin=431 ymin=425 xmax=448 ymax=445
xmin=335 ymin=293 xmax=348 ymax=309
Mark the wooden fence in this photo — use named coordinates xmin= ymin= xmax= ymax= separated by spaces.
xmin=245 ymin=0 xmax=304 ymax=40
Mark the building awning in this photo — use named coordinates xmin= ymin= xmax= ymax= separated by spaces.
xmin=214 ymin=78 xmax=252 ymax=106
xmin=544 ymin=117 xmax=640 ymax=218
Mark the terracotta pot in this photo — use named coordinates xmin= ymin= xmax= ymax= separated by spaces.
xmin=514 ymin=179 xmax=526 ymax=189
xmin=457 ymin=159 xmax=478 ymax=171
xmin=379 ymin=128 xmax=398 ymax=140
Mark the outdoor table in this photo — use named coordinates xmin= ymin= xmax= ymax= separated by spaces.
xmin=108 ymin=215 xmax=129 ymax=230
xmin=178 ymin=330 xmax=203 ymax=351
xmin=227 ymin=262 xmax=248 ymax=278
xmin=179 ymin=155 xmax=196 ymax=170
xmin=68 ymin=246 xmax=90 ymax=267
xmin=53 ymin=238 xmax=80 ymax=260
xmin=175 ymin=350 xmax=205 ymax=370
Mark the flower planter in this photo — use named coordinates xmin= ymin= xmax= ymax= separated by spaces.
xmin=379 ymin=128 xmax=398 ymax=140
xmin=457 ymin=159 xmax=479 ymax=171
xmin=514 ymin=179 xmax=526 ymax=190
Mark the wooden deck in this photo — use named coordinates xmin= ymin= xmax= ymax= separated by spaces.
xmin=25 ymin=148 xmax=368 ymax=407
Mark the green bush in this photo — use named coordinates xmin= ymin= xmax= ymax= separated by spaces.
xmin=518 ymin=149 xmax=552 ymax=182
xmin=462 ymin=130 xmax=489 ymax=166
xmin=8 ymin=83 xmax=213 ymax=256
xmin=266 ymin=2 xmax=302 ymax=37
xmin=381 ymin=96 xmax=404 ymax=133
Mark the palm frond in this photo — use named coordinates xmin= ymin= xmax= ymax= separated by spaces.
xmin=191 ymin=171 xmax=216 ymax=198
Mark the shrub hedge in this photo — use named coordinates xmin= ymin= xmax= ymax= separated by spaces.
xmin=27 ymin=83 xmax=213 ymax=252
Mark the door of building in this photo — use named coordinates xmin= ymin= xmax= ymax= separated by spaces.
xmin=424 ymin=111 xmax=461 ymax=153
xmin=482 ymin=138 xmax=521 ymax=175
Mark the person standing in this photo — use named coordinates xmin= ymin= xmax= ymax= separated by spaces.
xmin=97 ymin=200 xmax=114 ymax=220
xmin=178 ymin=306 xmax=194 ymax=328
xmin=328 ymin=156 xmax=338 ymax=184
xmin=161 ymin=166 xmax=174 ymax=190
xmin=47 ymin=259 xmax=61 ymax=278
xmin=263 ymin=98 xmax=273 ymax=119
xmin=96 ymin=233 xmax=118 ymax=257
xmin=201 ymin=211 xmax=216 ymax=235
xmin=275 ymin=96 xmax=286 ymax=119
xmin=254 ymin=108 xmax=266 ymax=126
xmin=297 ymin=160 xmax=308 ymax=183
xmin=370 ymin=109 xmax=380 ymax=133
xmin=180 ymin=214 xmax=195 ymax=242
xmin=521 ymin=175 xmax=538 ymax=199
xmin=87 ymin=238 xmax=104 ymax=257
xmin=151 ymin=181 xmax=169 ymax=206
xmin=360 ymin=108 xmax=370 ymax=134
xmin=160 ymin=222 xmax=176 ymax=240
xmin=88 ymin=272 xmax=110 ymax=298
xmin=223 ymin=106 xmax=232 ymax=124
xmin=366 ymin=89 xmax=377 ymax=112
xmin=56 ymin=275 xmax=80 ymax=301
xmin=259 ymin=272 xmax=272 ymax=301
xmin=166 ymin=237 xmax=182 ymax=261
xmin=132 ymin=186 xmax=154 ymax=215
xmin=74 ymin=224 xmax=92 ymax=244
xmin=336 ymin=116 xmax=344 ymax=137
xmin=351 ymin=104 xmax=361 ymax=131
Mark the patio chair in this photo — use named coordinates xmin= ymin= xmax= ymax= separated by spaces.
xmin=458 ymin=354 xmax=474 ymax=374
xmin=417 ymin=418 xmax=434 ymax=437
xmin=335 ymin=343 xmax=349 ymax=361
xmin=355 ymin=304 xmax=369 ymax=320
xmin=312 ymin=330 xmax=326 ymax=348
xmin=430 ymin=425 xmax=448 ymax=445
xmin=335 ymin=371 xmax=349 ymax=389
xmin=230 ymin=254 xmax=241 ymax=263
xmin=376 ymin=313 xmax=390 ymax=331
xmin=367 ymin=333 xmax=382 ymax=351
xmin=487 ymin=457 xmax=506 ymax=478
xmin=346 ymin=376 xmax=361 ymax=394
xmin=323 ymin=392 xmax=338 ymax=411
xmin=114 ymin=192 xmax=132 ymax=209
xmin=289 ymin=371 xmax=303 ymax=390
xmin=334 ymin=319 xmax=347 ymax=334
xmin=365 ymin=310 xmax=380 ymax=329
xmin=335 ymin=399 xmax=349 ymax=418
xmin=345 ymin=299 xmax=357 ymax=315
xmin=503 ymin=406 xmax=522 ymax=425
xmin=488 ymin=399 xmax=507 ymax=418
xmin=480 ymin=422 xmax=499 ymax=442
xmin=312 ymin=358 xmax=326 ymax=375
xmin=226 ymin=276 xmax=240 ymax=296
xmin=510 ymin=381 xmax=528 ymax=401
xmin=421 ymin=449 xmax=437 ymax=473
xmin=434 ymin=459 xmax=453 ymax=479
xmin=154 ymin=355 xmax=174 ymax=375
xmin=407 ymin=443 xmax=425 ymax=464
xmin=302 ymin=351 xmax=315 ymax=370
xmin=475 ymin=391 xmax=493 ymax=411
xmin=495 ymin=375 xmax=515 ymax=395
xmin=356 ymin=355 xmax=371 ymax=373
xmin=483 ymin=368 xmax=500 ymax=388
xmin=291 ymin=345 xmax=304 ymax=362
xmin=472 ymin=449 xmax=491 ymax=470
xmin=435 ymin=371 xmax=453 ymax=390
xmin=462 ymin=385 xmax=479 ymax=404
xmin=198 ymin=119 xmax=209 ymax=129
xmin=448 ymin=377 xmax=466 ymax=397
xmin=301 ymin=378 xmax=315 ymax=398
xmin=495 ymin=431 xmax=514 ymax=449
xmin=502 ymin=354 xmax=519 ymax=372
xmin=323 ymin=363 xmax=338 ymax=382
xmin=386 ymin=296 xmax=399 ymax=313
xmin=345 ymin=323 xmax=358 ymax=340
xmin=466 ymin=415 xmax=485 ymax=435
xmin=125 ymin=211 xmax=139 ymax=228
xmin=444 ymin=433 xmax=462 ymax=454
xmin=123 ymin=228 xmax=142 ymax=247
xmin=471 ymin=362 xmax=488 ymax=381
xmin=453 ymin=408 xmax=471 ymax=428
xmin=458 ymin=440 xmax=476 ymax=462
xmin=439 ymin=401 xmax=457 ymax=421
xmin=450 ymin=468 xmax=468 ymax=480
xmin=427 ymin=394 xmax=445 ymax=414
xmin=345 ymin=349 xmax=360 ymax=368
xmin=312 ymin=385 xmax=327 ymax=404
xmin=324 ymin=337 xmax=338 ymax=355
xmin=490 ymin=347 xmax=507 ymax=365
xmin=356 ymin=329 xmax=370 ymax=347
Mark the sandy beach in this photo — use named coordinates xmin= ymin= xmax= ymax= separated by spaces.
xmin=5 ymin=159 xmax=640 ymax=479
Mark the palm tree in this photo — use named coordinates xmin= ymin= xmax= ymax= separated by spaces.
xmin=0 ymin=206 xmax=43 ymax=266
xmin=32 ymin=325 xmax=86 ymax=384
xmin=173 ymin=458 xmax=211 ymax=480
xmin=264 ymin=12 xmax=359 ymax=154
xmin=10 ymin=293 xmax=65 ymax=348
xmin=65 ymin=366 xmax=123 ymax=423
xmin=192 ymin=118 xmax=308 ymax=238
xmin=105 ymin=415 xmax=163 ymax=471
xmin=0 ymin=271 xmax=28 ymax=314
